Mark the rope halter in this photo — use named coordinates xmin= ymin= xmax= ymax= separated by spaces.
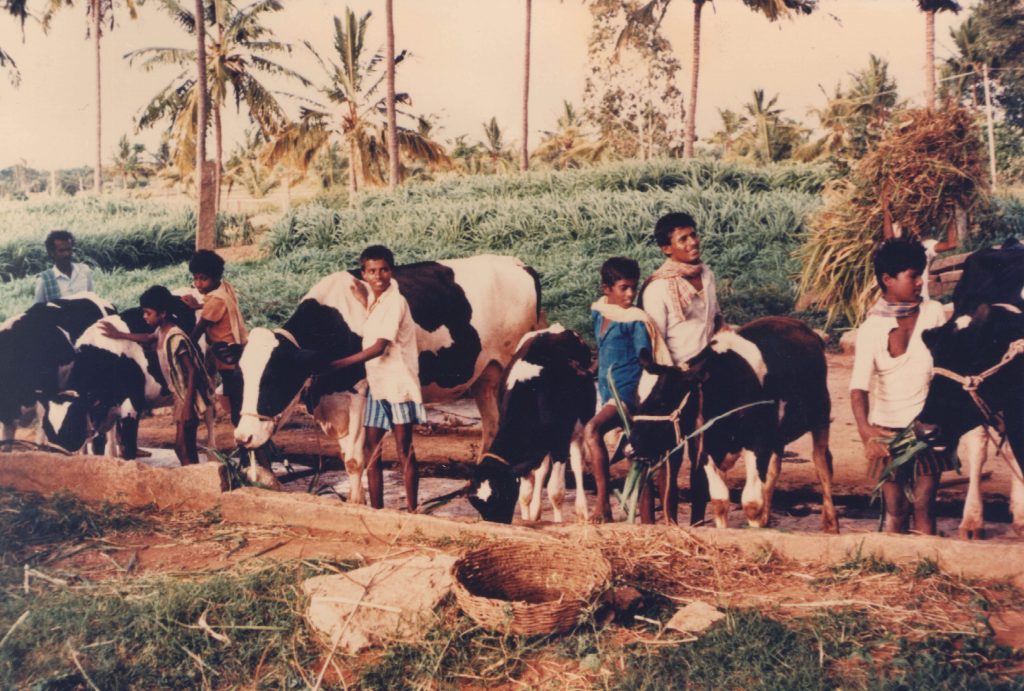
xmin=631 ymin=390 xmax=693 ymax=449
xmin=931 ymin=337 xmax=1024 ymax=470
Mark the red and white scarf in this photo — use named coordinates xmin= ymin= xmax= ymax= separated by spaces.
xmin=867 ymin=298 xmax=920 ymax=319
xmin=646 ymin=258 xmax=704 ymax=320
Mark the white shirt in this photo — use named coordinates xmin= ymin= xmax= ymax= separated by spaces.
xmin=362 ymin=280 xmax=422 ymax=404
xmin=849 ymin=300 xmax=947 ymax=428
xmin=33 ymin=263 xmax=94 ymax=304
xmin=641 ymin=265 xmax=720 ymax=365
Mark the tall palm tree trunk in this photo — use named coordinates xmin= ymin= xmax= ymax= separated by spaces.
xmin=385 ymin=0 xmax=400 ymax=189
xmin=925 ymin=9 xmax=936 ymax=107
xmin=520 ymin=0 xmax=531 ymax=172
xmin=684 ymin=0 xmax=705 ymax=159
xmin=214 ymin=103 xmax=223 ymax=212
xmin=348 ymin=137 xmax=359 ymax=201
xmin=194 ymin=0 xmax=214 ymax=249
xmin=93 ymin=0 xmax=102 ymax=194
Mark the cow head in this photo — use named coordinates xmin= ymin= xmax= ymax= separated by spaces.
xmin=234 ymin=328 xmax=325 ymax=447
xmin=467 ymin=456 xmax=520 ymax=523
xmin=42 ymin=391 xmax=91 ymax=453
xmin=916 ymin=304 xmax=1024 ymax=451
xmin=628 ymin=349 xmax=704 ymax=465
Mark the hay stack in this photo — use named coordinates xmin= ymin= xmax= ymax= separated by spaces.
xmin=798 ymin=107 xmax=988 ymax=325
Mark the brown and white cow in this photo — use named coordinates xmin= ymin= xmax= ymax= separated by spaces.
xmin=629 ymin=316 xmax=839 ymax=532
xmin=234 ymin=254 xmax=541 ymax=503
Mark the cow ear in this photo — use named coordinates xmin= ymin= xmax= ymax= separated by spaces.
xmin=638 ymin=348 xmax=655 ymax=372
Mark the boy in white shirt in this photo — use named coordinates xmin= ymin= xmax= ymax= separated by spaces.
xmin=326 ymin=245 xmax=425 ymax=511
xmin=850 ymin=237 xmax=951 ymax=534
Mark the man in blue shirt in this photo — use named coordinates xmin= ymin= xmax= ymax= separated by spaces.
xmin=34 ymin=230 xmax=94 ymax=304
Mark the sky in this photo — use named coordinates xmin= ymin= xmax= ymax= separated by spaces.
xmin=0 ymin=0 xmax=976 ymax=170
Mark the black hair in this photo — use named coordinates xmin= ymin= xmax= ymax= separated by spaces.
xmin=359 ymin=245 xmax=395 ymax=269
xmin=45 ymin=229 xmax=74 ymax=253
xmin=189 ymin=250 xmax=225 ymax=281
xmin=139 ymin=285 xmax=176 ymax=315
xmin=872 ymin=237 xmax=927 ymax=290
xmin=600 ymin=257 xmax=640 ymax=287
xmin=654 ymin=212 xmax=698 ymax=247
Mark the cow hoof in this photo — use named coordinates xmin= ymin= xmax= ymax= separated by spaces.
xmin=959 ymin=524 xmax=984 ymax=540
xmin=710 ymin=500 xmax=730 ymax=529
xmin=822 ymin=517 xmax=840 ymax=535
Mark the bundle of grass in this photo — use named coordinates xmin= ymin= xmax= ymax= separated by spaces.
xmin=798 ymin=107 xmax=988 ymax=325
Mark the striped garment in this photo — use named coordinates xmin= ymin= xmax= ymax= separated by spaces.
xmin=363 ymin=393 xmax=427 ymax=430
xmin=36 ymin=269 xmax=61 ymax=303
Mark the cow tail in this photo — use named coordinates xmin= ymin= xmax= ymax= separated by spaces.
xmin=524 ymin=265 xmax=544 ymax=329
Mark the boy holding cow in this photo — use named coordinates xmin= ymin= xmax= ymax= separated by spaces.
xmin=850 ymin=237 xmax=953 ymax=535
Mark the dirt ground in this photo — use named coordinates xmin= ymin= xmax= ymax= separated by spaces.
xmin=127 ymin=351 xmax=1023 ymax=538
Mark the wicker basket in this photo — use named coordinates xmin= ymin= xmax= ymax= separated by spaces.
xmin=452 ymin=541 xmax=611 ymax=636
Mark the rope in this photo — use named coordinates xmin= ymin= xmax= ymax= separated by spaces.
xmin=480 ymin=451 xmax=510 ymax=467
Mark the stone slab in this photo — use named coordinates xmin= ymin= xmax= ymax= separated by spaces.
xmin=0 ymin=452 xmax=227 ymax=511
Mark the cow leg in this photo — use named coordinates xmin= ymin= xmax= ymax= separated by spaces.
xmin=528 ymin=458 xmax=552 ymax=521
xmin=569 ymin=433 xmax=588 ymax=522
xmin=471 ymin=361 xmax=503 ymax=454
xmin=105 ymin=426 xmax=121 ymax=459
xmin=809 ymin=427 xmax=839 ymax=534
xmin=656 ymin=449 xmax=684 ymax=525
xmin=339 ymin=393 xmax=368 ymax=505
xmin=34 ymin=402 xmax=45 ymax=446
xmin=91 ymin=431 xmax=107 ymax=456
xmin=688 ymin=440 xmax=710 ymax=526
xmin=518 ymin=468 xmax=536 ymax=520
xmin=704 ymin=457 xmax=731 ymax=529
xmin=1010 ymin=464 xmax=1024 ymax=537
xmin=1 ymin=420 xmax=13 ymax=451
xmin=547 ymin=459 xmax=568 ymax=523
xmin=741 ymin=449 xmax=768 ymax=527
xmin=958 ymin=426 xmax=988 ymax=540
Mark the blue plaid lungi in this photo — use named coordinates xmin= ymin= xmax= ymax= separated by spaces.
xmin=363 ymin=393 xmax=427 ymax=430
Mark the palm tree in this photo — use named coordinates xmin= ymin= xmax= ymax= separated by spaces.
xmin=194 ymin=0 xmax=211 ymax=248
xmin=1 ymin=0 xmax=29 ymax=85
xmin=480 ymin=117 xmax=516 ymax=174
xmin=521 ymin=0 xmax=532 ymax=171
xmin=531 ymin=101 xmax=608 ymax=169
xmin=941 ymin=16 xmax=985 ymax=107
xmin=384 ymin=0 xmax=399 ymax=189
xmin=127 ymin=0 xmax=307 ymax=211
xmin=44 ymin=0 xmax=139 ymax=194
xmin=623 ymin=0 xmax=814 ymax=158
xmin=916 ymin=0 xmax=961 ymax=107
xmin=264 ymin=9 xmax=448 ymax=197
xmin=110 ymin=134 xmax=147 ymax=189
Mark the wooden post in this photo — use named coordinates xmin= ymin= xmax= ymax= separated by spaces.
xmin=198 ymin=161 xmax=217 ymax=248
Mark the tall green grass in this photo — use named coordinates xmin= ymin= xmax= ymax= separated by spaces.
xmin=0 ymin=198 xmax=252 ymax=281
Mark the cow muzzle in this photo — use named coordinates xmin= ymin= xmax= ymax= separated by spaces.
xmin=234 ymin=413 xmax=275 ymax=448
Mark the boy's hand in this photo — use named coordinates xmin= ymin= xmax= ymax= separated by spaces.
xmin=180 ymin=294 xmax=201 ymax=310
xmin=859 ymin=424 xmax=893 ymax=464
xmin=99 ymin=321 xmax=124 ymax=339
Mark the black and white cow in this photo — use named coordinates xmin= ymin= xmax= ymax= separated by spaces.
xmin=42 ymin=291 xmax=213 ymax=458
xmin=468 ymin=325 xmax=595 ymax=524
xmin=629 ymin=316 xmax=839 ymax=532
xmin=0 ymin=293 xmax=115 ymax=448
xmin=916 ymin=304 xmax=1024 ymax=537
xmin=234 ymin=254 xmax=541 ymax=503
xmin=42 ymin=314 xmax=164 ymax=456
